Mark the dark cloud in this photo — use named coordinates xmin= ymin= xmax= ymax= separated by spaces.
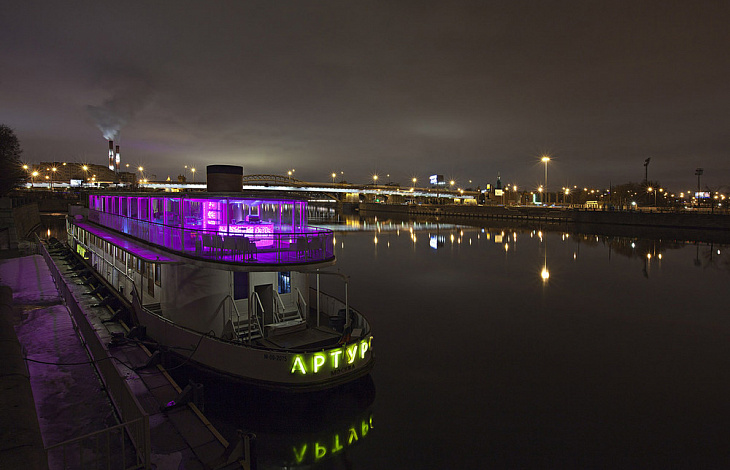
xmin=1 ymin=1 xmax=729 ymax=189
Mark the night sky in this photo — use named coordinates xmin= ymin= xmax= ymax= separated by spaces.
xmin=2 ymin=1 xmax=729 ymax=191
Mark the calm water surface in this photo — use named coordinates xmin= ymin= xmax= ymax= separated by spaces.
xmin=180 ymin=215 xmax=730 ymax=469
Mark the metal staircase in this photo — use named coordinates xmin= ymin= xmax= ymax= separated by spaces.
xmin=233 ymin=314 xmax=263 ymax=341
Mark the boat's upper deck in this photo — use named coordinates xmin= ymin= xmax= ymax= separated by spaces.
xmin=84 ymin=192 xmax=334 ymax=266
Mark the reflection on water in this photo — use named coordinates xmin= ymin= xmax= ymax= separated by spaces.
xmin=323 ymin=212 xmax=730 ymax=281
xmin=175 ymin=372 xmax=376 ymax=470
xmin=316 ymin=211 xmax=730 ymax=468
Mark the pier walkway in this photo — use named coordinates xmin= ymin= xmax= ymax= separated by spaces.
xmin=0 ymin=252 xmax=245 ymax=469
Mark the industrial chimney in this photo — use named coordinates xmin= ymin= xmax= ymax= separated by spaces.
xmin=207 ymin=165 xmax=242 ymax=192
xmin=108 ymin=140 xmax=115 ymax=170
xmin=115 ymin=145 xmax=120 ymax=173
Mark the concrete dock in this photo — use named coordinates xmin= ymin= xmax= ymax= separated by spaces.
xmin=0 ymin=250 xmax=247 ymax=469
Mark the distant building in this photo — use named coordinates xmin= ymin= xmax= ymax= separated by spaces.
xmin=33 ymin=162 xmax=136 ymax=185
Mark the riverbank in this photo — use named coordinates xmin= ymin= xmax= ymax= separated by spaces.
xmin=0 ymin=284 xmax=47 ymax=469
xmin=358 ymin=203 xmax=730 ymax=243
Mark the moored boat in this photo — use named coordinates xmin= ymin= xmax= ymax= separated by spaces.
xmin=66 ymin=165 xmax=373 ymax=391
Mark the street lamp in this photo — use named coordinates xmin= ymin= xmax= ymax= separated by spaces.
xmin=331 ymin=172 xmax=336 ymax=183
xmin=31 ymin=171 xmax=38 ymax=187
xmin=372 ymin=174 xmax=379 ymax=185
xmin=541 ymin=155 xmax=550 ymax=204
xmin=51 ymin=166 xmax=57 ymax=191
xmin=647 ymin=186 xmax=657 ymax=207
xmin=191 ymin=167 xmax=196 ymax=182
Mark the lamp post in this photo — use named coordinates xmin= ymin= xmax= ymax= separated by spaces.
xmin=372 ymin=174 xmax=378 ymax=185
xmin=541 ymin=155 xmax=550 ymax=204
xmin=191 ymin=167 xmax=196 ymax=182
xmin=331 ymin=172 xmax=336 ymax=184
xmin=695 ymin=168 xmax=703 ymax=209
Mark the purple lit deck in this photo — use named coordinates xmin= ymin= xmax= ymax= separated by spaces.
xmin=75 ymin=221 xmax=178 ymax=263
xmin=83 ymin=193 xmax=336 ymax=265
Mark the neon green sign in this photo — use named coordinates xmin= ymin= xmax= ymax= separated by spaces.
xmin=290 ymin=337 xmax=372 ymax=376
xmin=292 ymin=414 xmax=374 ymax=464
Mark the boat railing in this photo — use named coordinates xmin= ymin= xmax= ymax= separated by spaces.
xmin=273 ymin=291 xmax=287 ymax=322
xmin=309 ymin=287 xmax=371 ymax=338
xmin=249 ymin=292 xmax=266 ymax=341
xmin=214 ymin=295 xmax=244 ymax=340
xmin=295 ymin=287 xmax=307 ymax=322
xmin=89 ymin=209 xmax=335 ymax=264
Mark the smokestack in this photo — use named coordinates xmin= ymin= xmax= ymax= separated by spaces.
xmin=207 ymin=165 xmax=242 ymax=192
xmin=108 ymin=140 xmax=115 ymax=171
xmin=115 ymin=145 xmax=120 ymax=173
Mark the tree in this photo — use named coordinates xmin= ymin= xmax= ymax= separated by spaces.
xmin=0 ymin=124 xmax=26 ymax=196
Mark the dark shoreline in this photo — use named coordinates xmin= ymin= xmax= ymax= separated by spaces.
xmin=356 ymin=202 xmax=730 ymax=245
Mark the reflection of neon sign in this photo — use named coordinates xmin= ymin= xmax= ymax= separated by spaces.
xmin=290 ymin=337 xmax=372 ymax=375
xmin=292 ymin=414 xmax=374 ymax=464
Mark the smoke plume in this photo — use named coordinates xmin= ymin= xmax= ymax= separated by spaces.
xmin=87 ymin=74 xmax=153 ymax=140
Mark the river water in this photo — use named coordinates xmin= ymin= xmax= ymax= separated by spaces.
xmin=195 ymin=213 xmax=729 ymax=469
xmin=41 ymin=212 xmax=730 ymax=468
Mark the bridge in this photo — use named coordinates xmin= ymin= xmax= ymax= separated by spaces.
xmin=135 ymin=175 xmax=478 ymax=203
xmin=22 ymin=174 xmax=479 ymax=203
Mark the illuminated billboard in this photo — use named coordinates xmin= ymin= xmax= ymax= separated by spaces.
xmin=695 ymin=191 xmax=710 ymax=199
xmin=429 ymin=174 xmax=445 ymax=186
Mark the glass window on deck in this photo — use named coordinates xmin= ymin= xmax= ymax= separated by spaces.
xmin=129 ymin=197 xmax=138 ymax=218
xmin=233 ymin=272 xmax=249 ymax=300
xmin=139 ymin=197 xmax=149 ymax=220
xmin=278 ymin=272 xmax=291 ymax=294
xmin=183 ymin=199 xmax=203 ymax=228
xmin=165 ymin=198 xmax=181 ymax=227
xmin=151 ymin=198 xmax=164 ymax=224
